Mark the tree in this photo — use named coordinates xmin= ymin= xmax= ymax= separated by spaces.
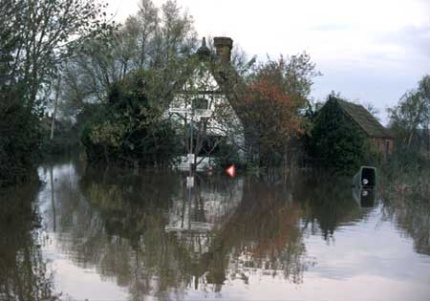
xmin=65 ymin=0 xmax=202 ymax=168
xmin=81 ymin=69 xmax=181 ymax=167
xmin=310 ymin=94 xmax=371 ymax=174
xmin=0 ymin=0 xmax=112 ymax=186
xmin=242 ymin=73 xmax=304 ymax=166
xmin=239 ymin=53 xmax=320 ymax=167
xmin=2 ymin=0 xmax=111 ymax=106
xmin=58 ymin=0 xmax=197 ymax=121
xmin=388 ymin=75 xmax=430 ymax=148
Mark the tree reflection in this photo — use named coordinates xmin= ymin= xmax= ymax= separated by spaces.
xmin=50 ymin=165 xmax=193 ymax=300
xmin=47 ymin=163 xmax=387 ymax=301
xmin=294 ymin=174 xmax=366 ymax=241
xmin=381 ymin=176 xmax=430 ymax=256
xmin=195 ymin=178 xmax=309 ymax=288
xmin=49 ymin=164 xmax=317 ymax=299
xmin=0 ymin=184 xmax=55 ymax=301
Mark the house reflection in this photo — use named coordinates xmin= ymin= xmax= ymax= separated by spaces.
xmin=41 ymin=163 xmax=315 ymax=298
xmin=164 ymin=174 xmax=243 ymax=255
xmin=37 ymin=162 xmax=391 ymax=300
xmin=165 ymin=177 xmax=311 ymax=292
xmin=212 ymin=179 xmax=310 ymax=286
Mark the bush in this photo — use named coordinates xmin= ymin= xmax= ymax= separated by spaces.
xmin=82 ymin=71 xmax=181 ymax=167
xmin=212 ymin=139 xmax=244 ymax=170
xmin=309 ymin=95 xmax=375 ymax=175
xmin=0 ymin=90 xmax=42 ymax=187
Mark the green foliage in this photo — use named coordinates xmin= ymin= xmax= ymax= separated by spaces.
xmin=82 ymin=70 xmax=181 ymax=167
xmin=212 ymin=139 xmax=243 ymax=169
xmin=379 ymin=167 xmax=430 ymax=256
xmin=309 ymin=95 xmax=372 ymax=174
xmin=246 ymin=53 xmax=321 ymax=101
xmin=240 ymin=53 xmax=320 ymax=167
xmin=1 ymin=0 xmax=113 ymax=107
xmin=40 ymin=120 xmax=81 ymax=156
xmin=0 ymin=88 xmax=42 ymax=187
xmin=384 ymin=145 xmax=428 ymax=172
xmin=0 ymin=183 xmax=57 ymax=299
xmin=388 ymin=74 xmax=430 ymax=148
xmin=59 ymin=0 xmax=197 ymax=117
xmin=0 ymin=0 xmax=112 ymax=186
xmin=387 ymin=74 xmax=430 ymax=169
xmin=296 ymin=174 xmax=362 ymax=240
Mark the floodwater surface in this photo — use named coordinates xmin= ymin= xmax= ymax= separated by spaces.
xmin=1 ymin=157 xmax=430 ymax=301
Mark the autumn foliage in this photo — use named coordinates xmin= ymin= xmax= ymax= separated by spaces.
xmin=241 ymin=57 xmax=308 ymax=166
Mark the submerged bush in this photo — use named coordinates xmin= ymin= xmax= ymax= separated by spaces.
xmin=0 ymin=88 xmax=42 ymax=187
xmin=82 ymin=71 xmax=181 ymax=167
xmin=309 ymin=95 xmax=376 ymax=175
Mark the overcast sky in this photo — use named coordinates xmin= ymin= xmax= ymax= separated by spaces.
xmin=107 ymin=0 xmax=430 ymax=124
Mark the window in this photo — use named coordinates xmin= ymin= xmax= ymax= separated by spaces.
xmin=194 ymin=98 xmax=208 ymax=110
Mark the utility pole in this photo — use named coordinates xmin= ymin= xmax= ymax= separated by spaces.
xmin=50 ymin=75 xmax=62 ymax=140
xmin=190 ymin=100 xmax=194 ymax=173
xmin=170 ymin=98 xmax=211 ymax=176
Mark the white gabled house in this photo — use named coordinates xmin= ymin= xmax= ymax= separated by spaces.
xmin=166 ymin=37 xmax=246 ymax=171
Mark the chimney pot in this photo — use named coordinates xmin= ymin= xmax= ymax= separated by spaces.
xmin=213 ymin=37 xmax=233 ymax=63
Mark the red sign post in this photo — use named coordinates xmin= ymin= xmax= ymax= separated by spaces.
xmin=225 ymin=164 xmax=236 ymax=178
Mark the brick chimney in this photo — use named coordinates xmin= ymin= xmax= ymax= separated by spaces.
xmin=213 ymin=37 xmax=233 ymax=63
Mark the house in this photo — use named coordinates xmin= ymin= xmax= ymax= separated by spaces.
xmin=167 ymin=37 xmax=247 ymax=170
xmin=318 ymin=96 xmax=394 ymax=157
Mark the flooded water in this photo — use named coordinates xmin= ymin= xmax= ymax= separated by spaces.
xmin=1 ymin=157 xmax=430 ymax=301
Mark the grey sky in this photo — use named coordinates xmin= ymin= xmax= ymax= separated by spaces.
xmin=107 ymin=0 xmax=430 ymax=124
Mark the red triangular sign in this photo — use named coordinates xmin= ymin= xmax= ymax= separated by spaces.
xmin=225 ymin=164 xmax=236 ymax=178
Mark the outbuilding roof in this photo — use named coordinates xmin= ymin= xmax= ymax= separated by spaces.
xmin=335 ymin=99 xmax=393 ymax=138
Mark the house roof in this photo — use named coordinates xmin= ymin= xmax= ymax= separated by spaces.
xmin=335 ymin=99 xmax=393 ymax=139
xmin=176 ymin=38 xmax=248 ymax=122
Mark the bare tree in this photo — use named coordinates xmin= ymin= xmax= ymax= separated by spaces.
xmin=59 ymin=0 xmax=198 ymax=119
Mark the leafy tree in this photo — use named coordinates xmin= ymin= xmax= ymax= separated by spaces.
xmin=58 ymin=0 xmax=197 ymax=121
xmin=243 ymin=73 xmax=303 ymax=166
xmin=0 ymin=88 xmax=42 ymax=186
xmin=385 ymin=75 xmax=430 ymax=169
xmin=239 ymin=53 xmax=320 ymax=167
xmin=2 ymin=0 xmax=111 ymax=107
xmin=82 ymin=69 xmax=181 ymax=167
xmin=0 ymin=0 xmax=111 ymax=186
xmin=310 ymin=94 xmax=371 ymax=174
xmin=388 ymin=75 xmax=430 ymax=148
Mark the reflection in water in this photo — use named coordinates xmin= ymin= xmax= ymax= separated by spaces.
xmin=0 ymin=184 xmax=55 ymax=301
xmin=3 ymin=159 xmax=429 ymax=300
xmin=164 ymin=174 xmax=245 ymax=292
xmin=352 ymin=187 xmax=376 ymax=208
xmin=170 ymin=177 xmax=311 ymax=292
xmin=381 ymin=184 xmax=430 ymax=256
xmin=295 ymin=175 xmax=366 ymax=241
xmin=39 ymin=162 xmax=314 ymax=299
xmin=217 ymin=179 xmax=310 ymax=285
xmin=48 ymin=164 xmax=186 ymax=299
